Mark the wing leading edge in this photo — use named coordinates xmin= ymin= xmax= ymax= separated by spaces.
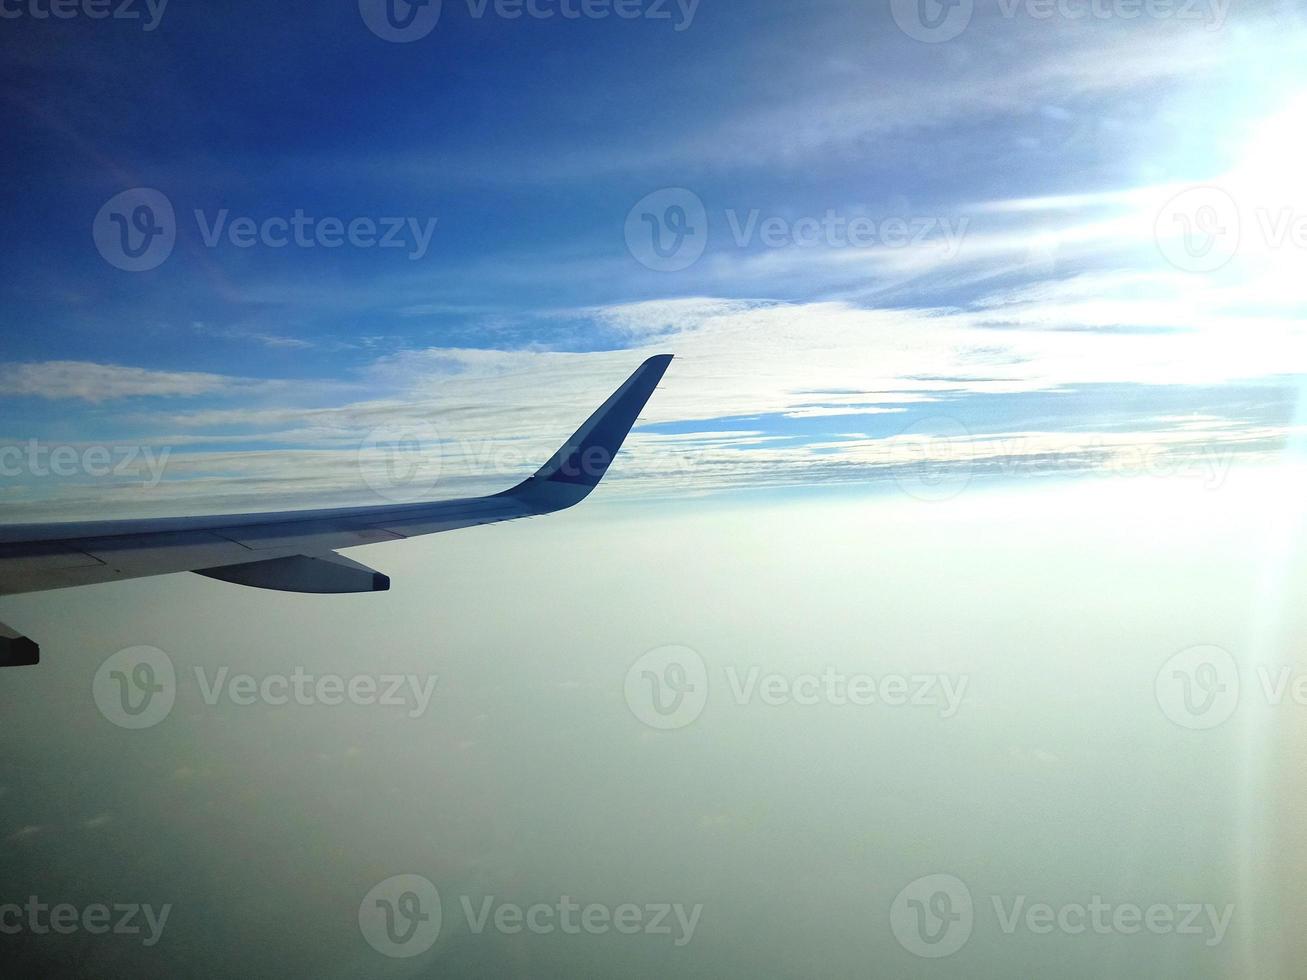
xmin=0 ymin=355 xmax=673 ymax=663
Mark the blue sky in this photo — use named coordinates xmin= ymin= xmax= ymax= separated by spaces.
xmin=2 ymin=0 xmax=1306 ymax=517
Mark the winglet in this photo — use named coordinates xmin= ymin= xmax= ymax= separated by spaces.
xmin=503 ymin=354 xmax=673 ymax=512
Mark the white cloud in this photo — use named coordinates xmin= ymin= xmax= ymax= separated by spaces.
xmin=0 ymin=361 xmax=251 ymax=403
xmin=4 ymin=286 xmax=1302 ymax=520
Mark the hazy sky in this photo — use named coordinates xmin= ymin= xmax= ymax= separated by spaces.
xmin=2 ymin=473 xmax=1306 ymax=976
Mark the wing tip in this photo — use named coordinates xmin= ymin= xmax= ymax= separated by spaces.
xmin=642 ymin=353 xmax=675 ymax=377
xmin=504 ymin=353 xmax=676 ymax=509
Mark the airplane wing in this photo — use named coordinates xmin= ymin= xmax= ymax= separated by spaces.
xmin=0 ymin=354 xmax=674 ymax=665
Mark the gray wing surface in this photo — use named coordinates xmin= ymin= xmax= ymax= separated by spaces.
xmin=0 ymin=355 xmax=673 ymax=662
